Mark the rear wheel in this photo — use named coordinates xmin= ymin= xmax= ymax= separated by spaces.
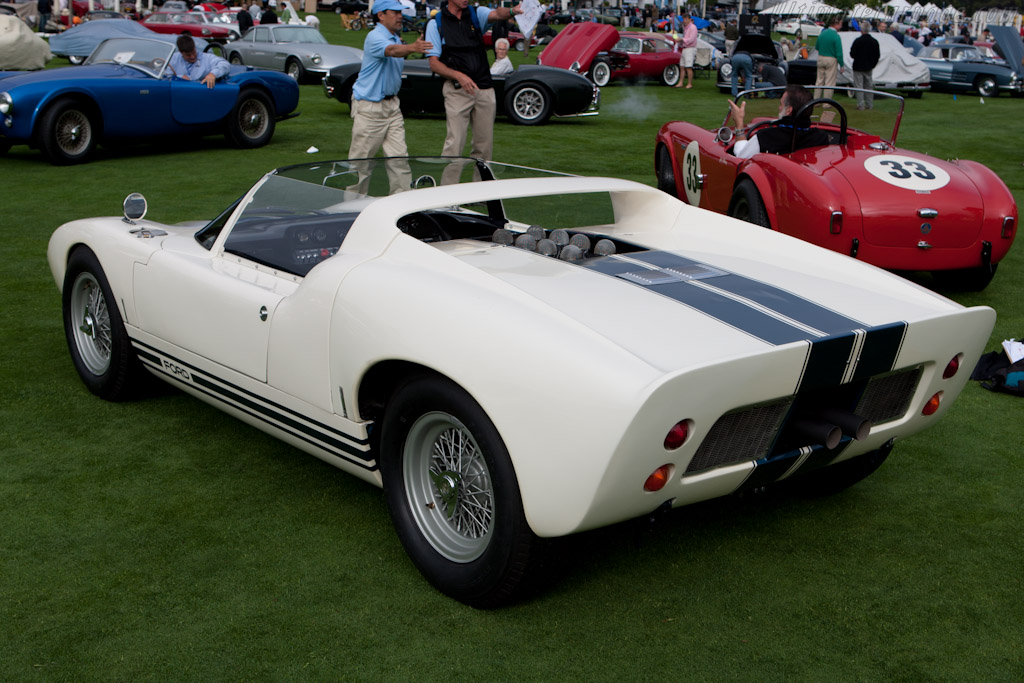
xmin=975 ymin=75 xmax=998 ymax=97
xmin=62 ymin=247 xmax=143 ymax=401
xmin=504 ymin=84 xmax=552 ymax=125
xmin=380 ymin=375 xmax=542 ymax=608
xmin=226 ymin=88 xmax=275 ymax=148
xmin=229 ymin=52 xmax=243 ymax=65
xmin=656 ymin=144 xmax=677 ymax=197
xmin=728 ymin=178 xmax=771 ymax=228
xmin=38 ymin=98 xmax=97 ymax=165
xmin=661 ymin=63 xmax=681 ymax=86
xmin=589 ymin=59 xmax=611 ymax=87
xmin=68 ymin=55 xmax=87 ymax=65
xmin=514 ymin=39 xmax=525 ymax=51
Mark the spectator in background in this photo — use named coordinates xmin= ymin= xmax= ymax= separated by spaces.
xmin=237 ymin=7 xmax=253 ymax=34
xmin=490 ymin=37 xmax=513 ymax=75
xmin=674 ymin=12 xmax=698 ymax=89
xmin=815 ymin=16 xmax=844 ymax=100
xmin=36 ymin=0 xmax=52 ymax=32
xmin=248 ymin=1 xmax=262 ymax=22
xmin=850 ymin=21 xmax=880 ymax=110
xmin=261 ymin=4 xmax=278 ymax=23
xmin=724 ymin=18 xmax=739 ymax=57
xmin=730 ymin=49 xmax=753 ymax=98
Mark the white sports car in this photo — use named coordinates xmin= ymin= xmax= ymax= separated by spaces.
xmin=48 ymin=158 xmax=995 ymax=607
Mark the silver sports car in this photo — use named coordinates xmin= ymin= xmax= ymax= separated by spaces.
xmin=224 ymin=24 xmax=362 ymax=82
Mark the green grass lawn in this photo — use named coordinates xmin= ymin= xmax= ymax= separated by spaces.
xmin=1 ymin=16 xmax=1022 ymax=680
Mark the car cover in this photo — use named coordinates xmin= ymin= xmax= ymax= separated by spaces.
xmin=48 ymin=18 xmax=209 ymax=57
xmin=0 ymin=14 xmax=51 ymax=70
xmin=988 ymin=25 xmax=1024 ymax=78
xmin=836 ymin=32 xmax=929 ymax=87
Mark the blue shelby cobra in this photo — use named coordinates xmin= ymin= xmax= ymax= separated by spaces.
xmin=0 ymin=37 xmax=300 ymax=165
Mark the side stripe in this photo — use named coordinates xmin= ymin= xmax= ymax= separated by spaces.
xmin=132 ymin=339 xmax=375 ymax=470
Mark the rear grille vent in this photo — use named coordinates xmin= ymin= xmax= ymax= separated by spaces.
xmin=686 ymin=400 xmax=791 ymax=474
xmin=856 ymin=366 xmax=922 ymax=425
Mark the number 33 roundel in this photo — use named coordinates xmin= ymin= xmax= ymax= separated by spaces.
xmin=863 ymin=155 xmax=951 ymax=192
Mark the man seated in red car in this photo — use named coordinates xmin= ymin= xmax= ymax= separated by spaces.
xmin=727 ymin=85 xmax=831 ymax=159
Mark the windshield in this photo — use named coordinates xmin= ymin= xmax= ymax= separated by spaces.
xmin=211 ymin=158 xmax=576 ymax=276
xmin=727 ymin=86 xmax=905 ymax=145
xmin=85 ymin=38 xmax=175 ymax=77
xmin=273 ymin=26 xmax=327 ymax=44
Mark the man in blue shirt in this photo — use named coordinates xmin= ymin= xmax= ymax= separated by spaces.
xmin=167 ymin=35 xmax=231 ymax=89
xmin=425 ymin=0 xmax=522 ymax=184
xmin=347 ymin=0 xmax=432 ymax=194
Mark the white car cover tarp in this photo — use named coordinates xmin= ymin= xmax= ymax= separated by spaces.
xmin=836 ymin=31 xmax=930 ymax=86
xmin=48 ymin=19 xmax=209 ymax=57
xmin=0 ymin=14 xmax=51 ymax=70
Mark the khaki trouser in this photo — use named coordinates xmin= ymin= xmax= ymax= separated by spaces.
xmin=815 ymin=55 xmax=839 ymax=100
xmin=440 ymin=80 xmax=496 ymax=185
xmin=347 ymin=97 xmax=411 ymax=196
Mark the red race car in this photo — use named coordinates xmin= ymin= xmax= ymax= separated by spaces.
xmin=538 ymin=22 xmax=683 ymax=86
xmin=655 ymin=86 xmax=1017 ymax=290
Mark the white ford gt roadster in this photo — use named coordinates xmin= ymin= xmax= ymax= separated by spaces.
xmin=48 ymin=157 xmax=996 ymax=607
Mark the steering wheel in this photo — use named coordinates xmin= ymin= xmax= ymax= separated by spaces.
xmin=150 ymin=57 xmax=166 ymax=70
xmin=397 ymin=211 xmax=448 ymax=242
xmin=792 ymin=97 xmax=848 ymax=151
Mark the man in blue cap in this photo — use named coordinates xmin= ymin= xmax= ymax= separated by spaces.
xmin=347 ymin=0 xmax=433 ymax=194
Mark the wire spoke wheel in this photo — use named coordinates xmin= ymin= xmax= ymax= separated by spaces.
xmin=238 ymin=98 xmax=269 ymax=140
xmin=69 ymin=271 xmax=112 ymax=376
xmin=403 ymin=411 xmax=495 ymax=562
xmin=55 ymin=108 xmax=92 ymax=157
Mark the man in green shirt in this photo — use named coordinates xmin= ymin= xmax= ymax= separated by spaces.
xmin=815 ymin=16 xmax=845 ymax=100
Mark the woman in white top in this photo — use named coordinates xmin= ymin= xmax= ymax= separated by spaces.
xmin=490 ymin=38 xmax=514 ymax=76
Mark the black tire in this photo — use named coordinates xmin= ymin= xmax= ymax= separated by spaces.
xmin=504 ymin=83 xmax=552 ymax=125
xmin=975 ymin=75 xmax=998 ymax=97
xmin=62 ymin=246 xmax=143 ymax=401
xmin=661 ymin=63 xmax=681 ymax=86
xmin=285 ymin=57 xmax=305 ymax=82
xmin=727 ymin=178 xmax=771 ymax=228
xmin=514 ymin=39 xmax=525 ymax=51
xmin=350 ymin=18 xmax=363 ymax=30
xmin=68 ymin=54 xmax=87 ymax=65
xmin=907 ymin=90 xmax=923 ymax=99
xmin=655 ymin=144 xmax=677 ymax=197
xmin=0 ymin=139 xmax=10 ymax=156
xmin=225 ymin=88 xmax=276 ymax=148
xmin=789 ymin=445 xmax=891 ymax=497
xmin=589 ymin=58 xmax=611 ymax=87
xmin=38 ymin=98 xmax=97 ymax=165
xmin=229 ymin=52 xmax=243 ymax=65
xmin=933 ymin=264 xmax=997 ymax=292
xmin=795 ymin=29 xmax=803 ymax=39
xmin=380 ymin=374 xmax=542 ymax=608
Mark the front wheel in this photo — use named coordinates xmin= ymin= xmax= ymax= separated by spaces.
xmin=589 ymin=59 xmax=611 ymax=87
xmin=514 ymin=39 xmax=525 ymax=51
xmin=504 ymin=83 xmax=552 ymax=125
xmin=38 ymin=98 xmax=97 ymax=165
xmin=226 ymin=88 xmax=276 ymax=148
xmin=229 ymin=52 xmax=243 ymax=65
xmin=661 ymin=63 xmax=681 ymax=86
xmin=62 ymin=247 xmax=143 ymax=401
xmin=975 ymin=75 xmax=998 ymax=97
xmin=350 ymin=18 xmax=363 ymax=30
xmin=68 ymin=55 xmax=87 ymax=65
xmin=380 ymin=375 xmax=542 ymax=608
xmin=728 ymin=178 xmax=771 ymax=228
xmin=285 ymin=57 xmax=305 ymax=82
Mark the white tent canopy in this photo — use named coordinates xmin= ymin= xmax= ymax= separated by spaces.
xmin=758 ymin=1 xmax=842 ymax=16
xmin=883 ymin=0 xmax=910 ymax=8
xmin=850 ymin=3 xmax=888 ymax=19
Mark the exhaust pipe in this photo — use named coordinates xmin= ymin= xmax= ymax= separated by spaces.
xmin=816 ymin=409 xmax=872 ymax=441
xmin=792 ymin=418 xmax=842 ymax=450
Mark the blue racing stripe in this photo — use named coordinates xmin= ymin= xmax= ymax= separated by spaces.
xmin=853 ymin=322 xmax=906 ymax=381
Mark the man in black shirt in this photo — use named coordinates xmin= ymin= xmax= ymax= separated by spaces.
xmin=850 ymin=23 xmax=880 ymax=109
xmin=728 ymin=85 xmax=832 ymax=158
xmin=425 ymin=0 xmax=522 ymax=183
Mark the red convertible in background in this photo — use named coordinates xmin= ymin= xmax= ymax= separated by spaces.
xmin=655 ymin=86 xmax=1017 ymax=290
xmin=538 ymin=22 xmax=682 ymax=86
xmin=140 ymin=12 xmax=235 ymax=42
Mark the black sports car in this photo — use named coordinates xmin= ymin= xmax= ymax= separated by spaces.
xmin=322 ymin=59 xmax=599 ymax=126
xmin=716 ymin=33 xmax=788 ymax=93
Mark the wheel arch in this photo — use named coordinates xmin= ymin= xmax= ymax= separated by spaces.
xmin=32 ymin=91 xmax=105 ymax=147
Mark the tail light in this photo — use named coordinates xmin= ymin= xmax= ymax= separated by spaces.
xmin=1002 ymin=216 xmax=1015 ymax=239
xmin=663 ymin=420 xmax=691 ymax=450
xmin=829 ymin=211 xmax=843 ymax=235
xmin=942 ymin=354 xmax=962 ymax=379
xmin=644 ymin=465 xmax=673 ymax=492
xmin=922 ymin=392 xmax=943 ymax=416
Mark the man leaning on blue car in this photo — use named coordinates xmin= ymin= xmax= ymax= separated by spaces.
xmin=168 ymin=34 xmax=230 ymax=88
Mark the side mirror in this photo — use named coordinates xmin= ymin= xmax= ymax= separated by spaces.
xmin=123 ymin=192 xmax=148 ymax=223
